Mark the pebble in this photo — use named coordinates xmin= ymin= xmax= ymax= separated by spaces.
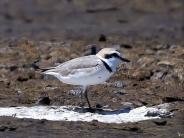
xmin=37 ymin=97 xmax=51 ymax=105
xmin=153 ymin=119 xmax=167 ymax=126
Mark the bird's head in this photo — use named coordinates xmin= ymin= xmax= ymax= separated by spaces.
xmin=96 ymin=48 xmax=130 ymax=72
xmin=96 ymin=48 xmax=130 ymax=63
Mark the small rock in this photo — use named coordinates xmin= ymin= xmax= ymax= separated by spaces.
xmin=139 ymin=100 xmax=148 ymax=106
xmin=0 ymin=78 xmax=10 ymax=87
xmin=133 ymin=101 xmax=144 ymax=107
xmin=112 ymin=98 xmax=117 ymax=103
xmin=8 ymin=127 xmax=17 ymax=131
xmin=120 ymin=44 xmax=133 ymax=49
xmin=113 ymin=81 xmax=125 ymax=88
xmin=92 ymin=119 xmax=99 ymax=123
xmin=40 ymin=54 xmax=51 ymax=60
xmin=117 ymin=19 xmax=128 ymax=24
xmin=45 ymin=85 xmax=58 ymax=90
xmin=157 ymin=61 xmax=175 ymax=67
xmin=98 ymin=34 xmax=106 ymax=42
xmin=132 ymin=83 xmax=138 ymax=87
xmin=121 ymin=102 xmax=134 ymax=108
xmin=129 ymin=127 xmax=139 ymax=132
xmin=68 ymin=88 xmax=82 ymax=96
xmin=37 ymin=97 xmax=51 ymax=105
xmin=153 ymin=119 xmax=167 ymax=126
xmin=145 ymin=111 xmax=159 ymax=117
xmin=152 ymin=44 xmax=170 ymax=51
xmin=173 ymin=68 xmax=184 ymax=81
xmin=0 ymin=126 xmax=8 ymax=131
xmin=132 ymin=69 xmax=153 ymax=81
xmin=145 ymin=109 xmax=172 ymax=118
xmin=107 ymin=81 xmax=126 ymax=88
xmin=89 ymin=45 xmax=97 ymax=55
xmin=9 ymin=65 xmax=18 ymax=71
xmin=38 ymin=119 xmax=47 ymax=124
xmin=96 ymin=103 xmax=102 ymax=109
xmin=84 ymin=44 xmax=97 ymax=56
xmin=114 ymin=90 xmax=126 ymax=96
xmin=16 ymin=89 xmax=23 ymax=94
xmin=86 ymin=6 xmax=117 ymax=13
xmin=151 ymin=70 xmax=167 ymax=80
xmin=137 ymin=57 xmax=155 ymax=68
xmin=17 ymin=76 xmax=29 ymax=82
xmin=125 ymin=126 xmax=141 ymax=132
xmin=163 ymin=97 xmax=184 ymax=103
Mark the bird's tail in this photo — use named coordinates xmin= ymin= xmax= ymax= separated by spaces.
xmin=34 ymin=65 xmax=57 ymax=75
xmin=37 ymin=67 xmax=56 ymax=73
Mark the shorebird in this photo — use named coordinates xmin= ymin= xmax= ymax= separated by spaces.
xmin=42 ymin=48 xmax=130 ymax=109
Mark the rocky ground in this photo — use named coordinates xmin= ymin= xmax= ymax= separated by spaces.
xmin=0 ymin=0 xmax=184 ymax=138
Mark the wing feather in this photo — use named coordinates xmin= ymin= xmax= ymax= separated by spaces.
xmin=44 ymin=55 xmax=103 ymax=77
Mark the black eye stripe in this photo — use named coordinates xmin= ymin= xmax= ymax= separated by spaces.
xmin=105 ymin=53 xmax=119 ymax=59
xmin=105 ymin=54 xmax=112 ymax=59
xmin=111 ymin=53 xmax=119 ymax=57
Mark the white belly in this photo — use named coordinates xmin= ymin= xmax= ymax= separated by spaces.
xmin=59 ymin=69 xmax=113 ymax=86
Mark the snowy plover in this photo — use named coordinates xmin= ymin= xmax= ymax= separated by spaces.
xmin=43 ymin=48 xmax=130 ymax=108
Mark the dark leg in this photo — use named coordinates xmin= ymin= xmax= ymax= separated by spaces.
xmin=79 ymin=88 xmax=85 ymax=107
xmin=84 ymin=88 xmax=92 ymax=109
xmin=80 ymin=89 xmax=83 ymax=101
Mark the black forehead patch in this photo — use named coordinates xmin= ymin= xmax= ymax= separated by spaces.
xmin=105 ymin=52 xmax=119 ymax=59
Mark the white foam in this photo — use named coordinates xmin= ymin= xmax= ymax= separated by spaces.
xmin=0 ymin=103 xmax=172 ymax=124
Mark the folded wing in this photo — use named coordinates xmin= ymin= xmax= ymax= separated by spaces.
xmin=44 ymin=55 xmax=103 ymax=77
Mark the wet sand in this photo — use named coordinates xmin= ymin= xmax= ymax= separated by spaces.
xmin=0 ymin=0 xmax=184 ymax=138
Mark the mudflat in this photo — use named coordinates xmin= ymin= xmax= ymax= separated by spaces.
xmin=0 ymin=0 xmax=183 ymax=138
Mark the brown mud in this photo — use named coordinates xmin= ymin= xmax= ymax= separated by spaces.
xmin=0 ymin=0 xmax=184 ymax=138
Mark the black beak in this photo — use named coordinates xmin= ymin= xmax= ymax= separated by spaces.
xmin=118 ymin=56 xmax=130 ymax=62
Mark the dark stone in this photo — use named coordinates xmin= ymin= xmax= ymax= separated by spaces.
xmin=117 ymin=19 xmax=128 ymax=24
xmin=120 ymin=44 xmax=133 ymax=49
xmin=153 ymin=120 xmax=167 ymax=126
xmin=38 ymin=97 xmax=51 ymax=105
xmin=8 ymin=127 xmax=17 ymax=131
xmin=145 ymin=111 xmax=160 ymax=117
xmin=22 ymin=62 xmax=40 ymax=70
xmin=140 ymin=101 xmax=148 ymax=106
xmin=74 ymin=107 xmax=99 ymax=113
xmin=0 ymin=126 xmax=17 ymax=131
xmin=86 ymin=7 xmax=118 ymax=13
xmin=23 ymin=18 xmax=33 ymax=24
xmin=139 ymin=71 xmax=154 ymax=81
xmin=163 ymin=97 xmax=184 ymax=103
xmin=98 ymin=34 xmax=106 ymax=42
xmin=84 ymin=44 xmax=98 ymax=56
xmin=114 ymin=91 xmax=125 ymax=96
xmin=4 ymin=13 xmax=14 ymax=20
xmin=38 ymin=119 xmax=47 ymax=124
xmin=151 ymin=44 xmax=171 ymax=51
xmin=9 ymin=65 xmax=18 ymax=71
xmin=95 ymin=103 xmax=102 ymax=109
xmin=17 ymin=76 xmax=29 ymax=82
xmin=90 ymin=45 xmax=97 ymax=55
xmin=0 ymin=126 xmax=8 ymax=131
xmin=128 ymin=127 xmax=140 ymax=132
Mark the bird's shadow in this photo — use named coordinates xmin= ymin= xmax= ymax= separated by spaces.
xmin=73 ymin=107 xmax=131 ymax=115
